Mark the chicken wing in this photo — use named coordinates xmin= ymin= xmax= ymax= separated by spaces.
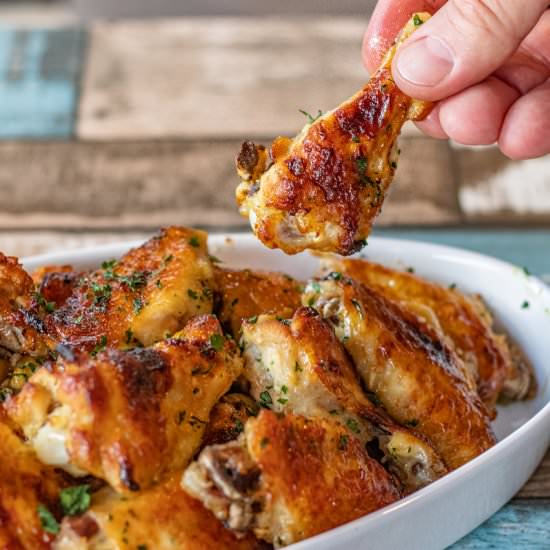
xmin=214 ymin=266 xmax=301 ymax=337
xmin=319 ymin=257 xmax=535 ymax=409
xmin=238 ymin=308 xmax=446 ymax=491
xmin=303 ymin=277 xmax=496 ymax=469
xmin=54 ymin=475 xmax=261 ymax=550
xmin=183 ymin=410 xmax=401 ymax=547
xmin=45 ymin=226 xmax=215 ymax=352
xmin=235 ymin=13 xmax=432 ymax=255
xmin=6 ymin=315 xmax=242 ymax=493
xmin=0 ymin=413 xmax=65 ymax=550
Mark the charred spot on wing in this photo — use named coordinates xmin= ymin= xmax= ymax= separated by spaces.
xmin=119 ymin=458 xmax=140 ymax=492
xmin=237 ymin=141 xmax=259 ymax=173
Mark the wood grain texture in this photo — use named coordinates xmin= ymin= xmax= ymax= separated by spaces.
xmin=0 ymin=137 xmax=459 ymax=230
xmin=78 ymin=17 xmax=422 ymax=140
xmin=456 ymin=145 xmax=550 ymax=224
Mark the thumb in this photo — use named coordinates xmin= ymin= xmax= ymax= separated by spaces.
xmin=392 ymin=0 xmax=549 ymax=101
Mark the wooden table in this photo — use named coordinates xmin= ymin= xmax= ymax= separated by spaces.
xmin=1 ymin=17 xmax=549 ymax=548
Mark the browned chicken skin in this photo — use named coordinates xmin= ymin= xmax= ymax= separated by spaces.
xmin=238 ymin=308 xmax=446 ymax=491
xmin=319 ymin=258 xmax=536 ymax=410
xmin=214 ymin=266 xmax=301 ymax=337
xmin=235 ymin=14 xmax=432 ymax=255
xmin=304 ymin=277 xmax=496 ymax=469
xmin=183 ymin=411 xmax=401 ymax=547
xmin=6 ymin=315 xmax=242 ymax=494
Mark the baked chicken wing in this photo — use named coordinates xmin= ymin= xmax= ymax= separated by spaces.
xmin=238 ymin=308 xmax=446 ymax=491
xmin=214 ymin=266 xmax=301 ymax=337
xmin=45 ymin=226 xmax=214 ymax=352
xmin=54 ymin=475 xmax=261 ymax=550
xmin=303 ymin=277 xmax=496 ymax=469
xmin=319 ymin=258 xmax=535 ymax=409
xmin=235 ymin=13 xmax=432 ymax=255
xmin=0 ymin=414 xmax=65 ymax=550
xmin=183 ymin=410 xmax=401 ymax=547
xmin=6 ymin=315 xmax=242 ymax=493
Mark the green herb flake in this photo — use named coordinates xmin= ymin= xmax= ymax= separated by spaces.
xmin=338 ymin=434 xmax=349 ymax=451
xmin=281 ymin=385 xmax=288 ymax=394
xmin=209 ymin=333 xmax=225 ymax=351
xmin=351 ymin=136 xmax=360 ymax=143
xmin=209 ymin=255 xmax=222 ymax=264
xmin=522 ymin=300 xmax=530 ymax=309
xmin=247 ymin=315 xmax=258 ymax=324
xmin=449 ymin=283 xmax=457 ymax=290
xmin=34 ymin=292 xmax=56 ymax=313
xmin=523 ymin=266 xmax=531 ymax=276
xmin=101 ymin=259 xmax=117 ymax=270
xmin=37 ymin=504 xmax=59 ymax=534
xmin=91 ymin=335 xmax=108 ymax=357
xmin=125 ymin=329 xmax=133 ymax=345
xmin=156 ymin=279 xmax=163 ymax=289
xmin=133 ymin=297 xmax=144 ymax=314
xmin=235 ymin=419 xmax=244 ymax=433
xmin=346 ymin=418 xmax=361 ymax=434
xmin=326 ymin=271 xmax=342 ymax=281
xmin=187 ymin=288 xmax=199 ymax=299
xmin=307 ymin=297 xmax=315 ymax=307
xmin=299 ymin=109 xmax=323 ymax=124
xmin=60 ymin=485 xmax=91 ymax=516
xmin=277 ymin=398 xmax=288 ymax=405
xmin=311 ymin=281 xmax=321 ymax=293
xmin=413 ymin=14 xmax=424 ymax=26
xmin=406 ymin=267 xmax=415 ymax=273
xmin=259 ymin=390 xmax=273 ymax=409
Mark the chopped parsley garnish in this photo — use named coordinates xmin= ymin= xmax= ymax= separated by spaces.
xmin=281 ymin=385 xmax=288 ymax=394
xmin=235 ymin=419 xmax=244 ymax=433
xmin=351 ymin=136 xmax=360 ymax=143
xmin=413 ymin=14 xmax=424 ymax=26
xmin=133 ymin=297 xmax=144 ymax=314
xmin=259 ymin=390 xmax=273 ymax=409
xmin=189 ymin=236 xmax=200 ymax=248
xmin=406 ymin=267 xmax=415 ymax=273
xmin=34 ymin=292 xmax=56 ymax=313
xmin=209 ymin=255 xmax=222 ymax=264
xmin=91 ymin=282 xmax=112 ymax=305
xmin=156 ymin=279 xmax=163 ymax=289
xmin=299 ymin=108 xmax=323 ymax=124
xmin=118 ymin=271 xmax=147 ymax=291
xmin=307 ymin=296 xmax=315 ymax=307
xmin=326 ymin=271 xmax=342 ymax=281
xmin=522 ymin=300 xmax=530 ymax=309
xmin=449 ymin=283 xmax=457 ymax=290
xmin=277 ymin=398 xmax=288 ymax=405
xmin=338 ymin=434 xmax=349 ymax=451
xmin=209 ymin=333 xmax=225 ymax=351
xmin=346 ymin=418 xmax=361 ymax=434
xmin=311 ymin=281 xmax=321 ymax=293
xmin=37 ymin=504 xmax=59 ymax=534
xmin=163 ymin=254 xmax=174 ymax=263
xmin=91 ymin=335 xmax=107 ymax=356
xmin=60 ymin=485 xmax=91 ymax=516
xmin=247 ymin=315 xmax=258 ymax=324
xmin=101 ymin=259 xmax=117 ymax=270
xmin=523 ymin=266 xmax=531 ymax=276
xmin=125 ymin=329 xmax=133 ymax=344
xmin=187 ymin=289 xmax=199 ymax=299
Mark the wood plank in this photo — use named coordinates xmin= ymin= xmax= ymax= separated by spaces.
xmin=518 ymin=449 xmax=550 ymax=498
xmin=0 ymin=137 xmax=460 ymax=230
xmin=456 ymin=144 xmax=550 ymax=224
xmin=0 ymin=28 xmax=85 ymax=138
xmin=78 ymin=17 xmax=421 ymax=141
xmin=451 ymin=499 xmax=550 ymax=548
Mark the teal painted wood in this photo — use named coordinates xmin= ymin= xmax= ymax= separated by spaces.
xmin=450 ymin=499 xmax=550 ymax=549
xmin=0 ymin=28 xmax=86 ymax=138
xmin=375 ymin=229 xmax=550 ymax=279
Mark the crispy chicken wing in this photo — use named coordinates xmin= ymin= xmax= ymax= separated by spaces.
xmin=0 ymin=413 xmax=65 ymax=550
xmin=319 ymin=258 xmax=535 ymax=408
xmin=238 ymin=308 xmax=446 ymax=491
xmin=45 ymin=227 xmax=214 ymax=352
xmin=214 ymin=267 xmax=301 ymax=337
xmin=6 ymin=315 xmax=242 ymax=493
xmin=235 ymin=13 xmax=432 ymax=255
xmin=303 ymin=277 xmax=496 ymax=469
xmin=183 ymin=410 xmax=401 ymax=547
xmin=54 ymin=475 xmax=261 ymax=550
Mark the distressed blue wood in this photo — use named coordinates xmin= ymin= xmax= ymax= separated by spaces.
xmin=375 ymin=229 xmax=550 ymax=278
xmin=0 ymin=28 xmax=86 ymax=138
xmin=450 ymin=499 xmax=550 ymax=549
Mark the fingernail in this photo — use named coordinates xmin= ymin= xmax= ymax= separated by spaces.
xmin=394 ymin=36 xmax=454 ymax=87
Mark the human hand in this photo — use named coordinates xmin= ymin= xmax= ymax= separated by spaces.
xmin=363 ymin=0 xmax=550 ymax=159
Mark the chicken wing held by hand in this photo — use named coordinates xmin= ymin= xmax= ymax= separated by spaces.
xmin=235 ymin=13 xmax=432 ymax=255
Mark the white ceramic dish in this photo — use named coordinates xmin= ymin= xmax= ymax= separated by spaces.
xmin=23 ymin=233 xmax=550 ymax=550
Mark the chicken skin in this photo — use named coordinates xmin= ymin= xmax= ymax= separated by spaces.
xmin=54 ymin=475 xmax=262 ymax=550
xmin=319 ymin=258 xmax=535 ymax=410
xmin=6 ymin=315 xmax=242 ymax=494
xmin=235 ymin=13 xmax=432 ymax=255
xmin=0 ymin=413 xmax=65 ymax=550
xmin=303 ymin=277 xmax=496 ymax=469
xmin=183 ymin=411 xmax=401 ymax=547
xmin=239 ymin=308 xmax=446 ymax=491
xmin=45 ymin=226 xmax=214 ymax=352
xmin=214 ymin=266 xmax=301 ymax=337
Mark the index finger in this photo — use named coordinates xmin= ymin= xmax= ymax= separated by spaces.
xmin=363 ymin=0 xmax=445 ymax=72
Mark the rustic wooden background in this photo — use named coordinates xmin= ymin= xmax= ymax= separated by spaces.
xmin=0 ymin=10 xmax=549 ymax=548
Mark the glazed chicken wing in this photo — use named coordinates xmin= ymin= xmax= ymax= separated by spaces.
xmin=235 ymin=13 xmax=432 ymax=255
xmin=183 ymin=410 xmax=401 ymax=547
xmin=45 ymin=226 xmax=214 ymax=352
xmin=54 ymin=475 xmax=261 ymax=550
xmin=6 ymin=315 xmax=242 ymax=493
xmin=0 ymin=414 xmax=65 ymax=550
xmin=319 ymin=258 xmax=535 ymax=409
xmin=303 ymin=277 xmax=496 ymax=469
xmin=238 ymin=308 xmax=446 ymax=491
xmin=214 ymin=266 xmax=301 ymax=337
